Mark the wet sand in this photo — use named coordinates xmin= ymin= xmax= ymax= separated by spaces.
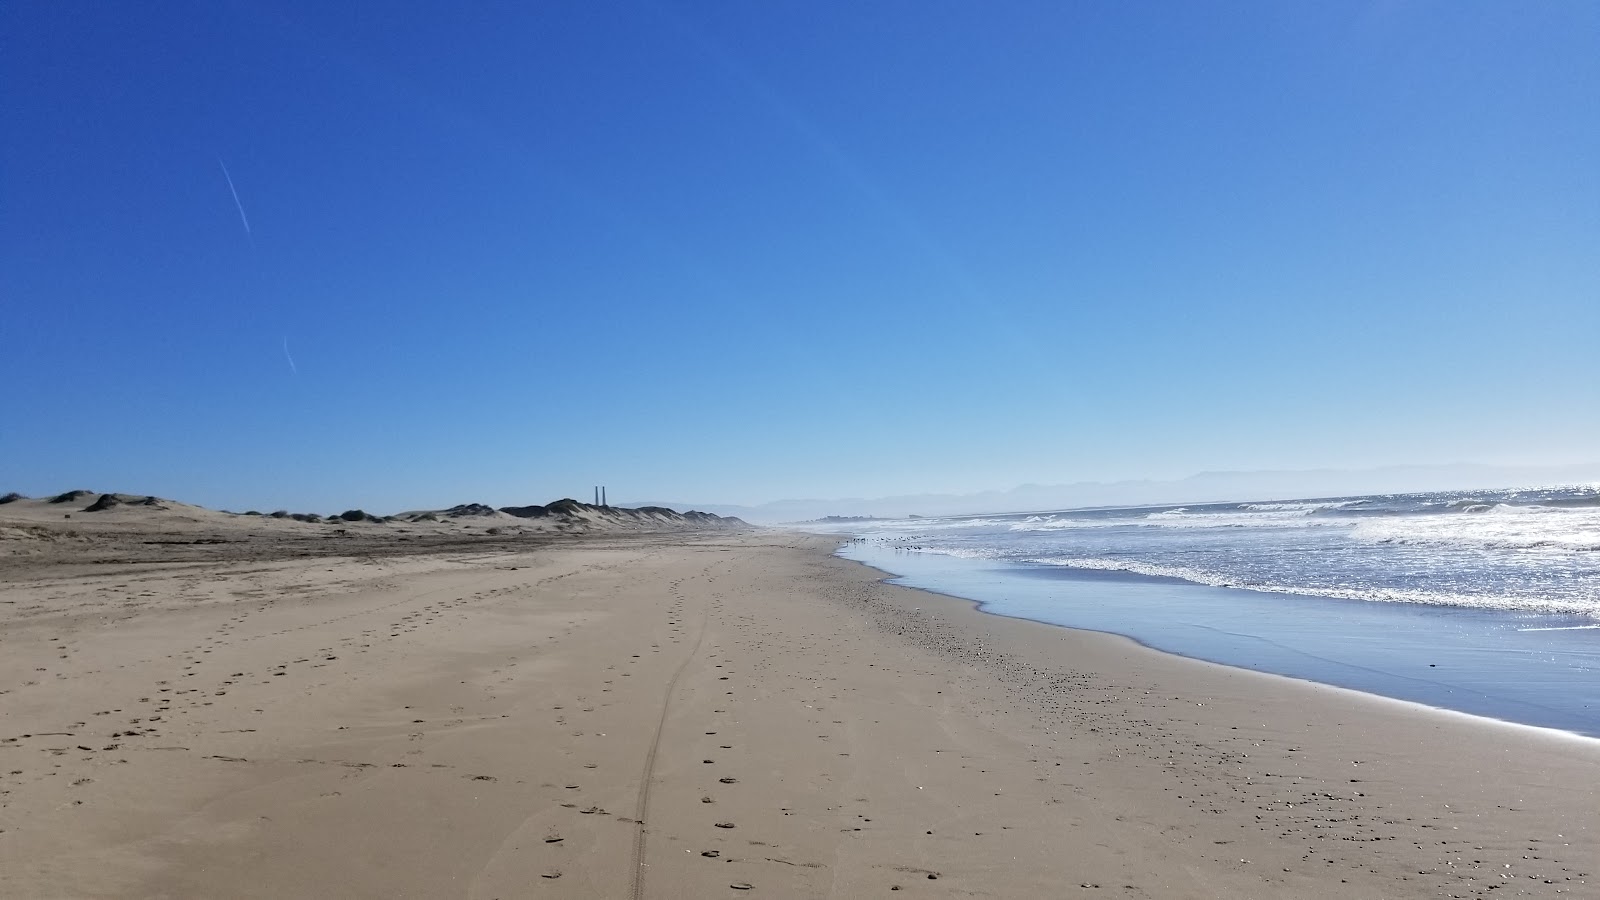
xmin=838 ymin=543 xmax=1600 ymax=738
xmin=1 ymin=529 xmax=1594 ymax=897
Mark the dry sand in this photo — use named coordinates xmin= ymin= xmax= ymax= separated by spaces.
xmin=1 ymin=513 xmax=1595 ymax=898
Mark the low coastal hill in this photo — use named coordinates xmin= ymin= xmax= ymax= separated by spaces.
xmin=495 ymin=498 xmax=740 ymax=530
xmin=0 ymin=489 xmax=748 ymax=568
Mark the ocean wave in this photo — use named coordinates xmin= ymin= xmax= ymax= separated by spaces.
xmin=1018 ymin=557 xmax=1600 ymax=617
xmin=1542 ymin=494 xmax=1600 ymax=509
xmin=838 ymin=517 xmax=1013 ymax=533
xmin=901 ymin=544 xmax=1007 ymax=560
xmin=1349 ymin=506 xmax=1600 ymax=552
xmin=1003 ymin=509 xmax=1340 ymax=532
xmin=1139 ymin=508 xmax=1349 ymax=529
xmin=1008 ymin=516 xmax=1123 ymax=532
xmin=1458 ymin=492 xmax=1600 ymax=511
xmin=1448 ymin=499 xmax=1567 ymax=513
xmin=1238 ymin=500 xmax=1365 ymax=513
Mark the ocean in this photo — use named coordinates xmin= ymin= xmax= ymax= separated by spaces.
xmin=810 ymin=486 xmax=1600 ymax=737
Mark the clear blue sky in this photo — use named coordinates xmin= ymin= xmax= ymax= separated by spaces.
xmin=4 ymin=2 xmax=1596 ymax=512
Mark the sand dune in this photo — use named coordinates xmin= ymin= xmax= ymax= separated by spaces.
xmin=0 ymin=492 xmax=747 ymax=569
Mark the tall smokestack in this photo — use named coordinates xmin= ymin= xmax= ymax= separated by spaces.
xmin=602 ymin=486 xmax=607 ymax=507
xmin=593 ymin=486 xmax=598 ymax=505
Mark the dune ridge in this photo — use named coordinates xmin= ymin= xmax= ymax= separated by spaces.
xmin=0 ymin=490 xmax=747 ymax=569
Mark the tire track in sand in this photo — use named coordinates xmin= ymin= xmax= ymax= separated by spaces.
xmin=629 ymin=564 xmax=716 ymax=900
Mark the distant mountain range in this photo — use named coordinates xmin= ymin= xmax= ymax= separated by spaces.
xmin=627 ymin=462 xmax=1600 ymax=524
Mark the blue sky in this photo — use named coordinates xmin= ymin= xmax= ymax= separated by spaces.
xmin=3 ymin=2 xmax=1596 ymax=512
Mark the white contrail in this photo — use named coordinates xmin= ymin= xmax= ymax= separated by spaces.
xmin=282 ymin=336 xmax=297 ymax=375
xmin=217 ymin=158 xmax=253 ymax=240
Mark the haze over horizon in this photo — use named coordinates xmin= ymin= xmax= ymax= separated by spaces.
xmin=627 ymin=460 xmax=1600 ymax=523
xmin=8 ymin=460 xmax=1599 ymax=525
xmin=5 ymin=3 xmax=1596 ymax=513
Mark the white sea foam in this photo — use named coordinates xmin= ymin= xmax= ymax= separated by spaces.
xmin=1238 ymin=500 xmax=1364 ymax=513
xmin=1008 ymin=516 xmax=1117 ymax=531
xmin=1350 ymin=504 xmax=1600 ymax=552
xmin=1008 ymin=507 xmax=1349 ymax=532
xmin=896 ymin=544 xmax=1007 ymax=560
xmin=1138 ymin=508 xmax=1349 ymax=529
xmin=841 ymin=488 xmax=1600 ymax=620
xmin=876 ymin=517 xmax=1011 ymax=531
xmin=1018 ymin=556 xmax=1600 ymax=617
xmin=804 ymin=516 xmax=1008 ymax=534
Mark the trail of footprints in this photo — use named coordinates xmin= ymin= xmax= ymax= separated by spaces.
xmin=0 ymin=563 xmax=574 ymax=817
xmin=508 ymin=559 xmax=814 ymax=895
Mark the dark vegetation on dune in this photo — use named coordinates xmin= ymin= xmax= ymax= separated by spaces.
xmin=444 ymin=503 xmax=499 ymax=517
xmin=496 ymin=499 xmax=746 ymax=529
xmin=498 ymin=502 xmax=552 ymax=518
xmin=499 ymin=498 xmax=585 ymax=518
xmin=84 ymin=493 xmax=167 ymax=512
xmin=85 ymin=494 xmax=123 ymax=512
xmin=0 ymin=492 xmax=25 ymax=504
xmin=229 ymin=510 xmax=321 ymax=522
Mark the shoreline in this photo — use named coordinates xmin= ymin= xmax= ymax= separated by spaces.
xmin=837 ymin=546 xmax=1600 ymax=748
xmin=2 ymin=529 xmax=1595 ymax=897
xmin=836 ymin=539 xmax=1600 ymax=739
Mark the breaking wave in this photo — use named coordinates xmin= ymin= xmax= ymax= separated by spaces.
xmin=1017 ymin=557 xmax=1600 ymax=617
xmin=838 ymin=485 xmax=1600 ymax=618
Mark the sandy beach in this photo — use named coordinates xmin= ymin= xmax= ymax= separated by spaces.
xmin=1 ymin=516 xmax=1595 ymax=898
